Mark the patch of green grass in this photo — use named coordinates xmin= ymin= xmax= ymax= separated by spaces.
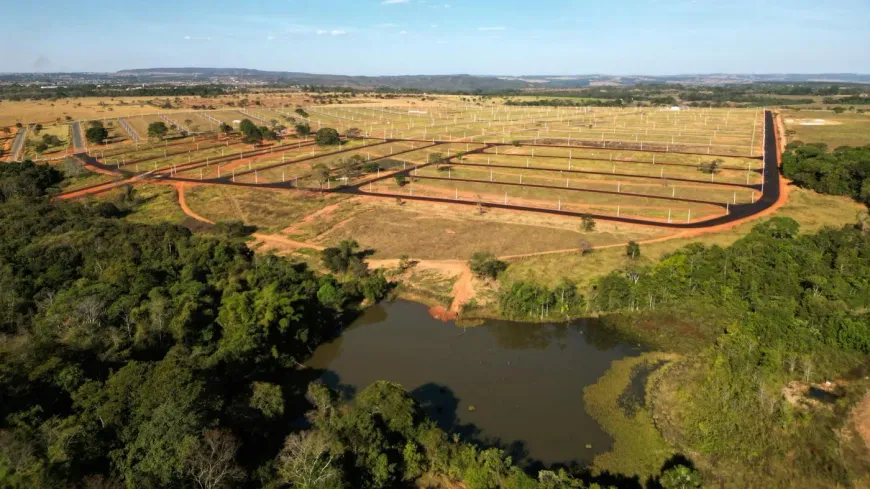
xmin=120 ymin=184 xmax=187 ymax=225
xmin=584 ymin=352 xmax=677 ymax=479
xmin=783 ymin=110 xmax=870 ymax=148
xmin=185 ymin=185 xmax=345 ymax=233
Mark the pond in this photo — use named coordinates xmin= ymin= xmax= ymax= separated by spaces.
xmin=307 ymin=300 xmax=641 ymax=467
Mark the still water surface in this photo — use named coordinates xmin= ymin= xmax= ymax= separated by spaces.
xmin=308 ymin=300 xmax=640 ymax=466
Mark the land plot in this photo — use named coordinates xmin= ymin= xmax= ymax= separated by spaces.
xmin=460 ymin=153 xmax=762 ymax=186
xmin=24 ymin=124 xmax=70 ymax=158
xmin=242 ymin=141 xmax=421 ymax=185
xmin=310 ymin=198 xmax=673 ymax=260
xmin=411 ymin=165 xmax=755 ymax=204
xmin=370 ymin=178 xmax=724 ymax=222
xmin=185 ymin=184 xmax=348 ymax=233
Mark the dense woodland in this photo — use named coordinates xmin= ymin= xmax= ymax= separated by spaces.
xmin=0 ymin=163 xmax=698 ymax=489
xmin=783 ymin=143 xmax=870 ymax=205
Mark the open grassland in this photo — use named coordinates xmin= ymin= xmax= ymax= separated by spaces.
xmin=502 ymin=186 xmax=865 ymax=288
xmin=296 ymin=196 xmax=673 ymax=260
xmin=184 ymin=184 xmax=348 ymax=233
xmin=113 ymin=184 xmax=188 ymax=226
xmin=0 ymin=98 xmax=162 ymax=127
xmin=783 ymin=110 xmax=870 ymax=148
xmin=57 ymin=169 xmax=118 ymax=192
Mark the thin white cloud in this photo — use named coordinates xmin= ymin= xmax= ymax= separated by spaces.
xmin=374 ymin=23 xmax=398 ymax=27
xmin=381 ymin=0 xmax=409 ymax=4
xmin=478 ymin=26 xmax=506 ymax=31
xmin=318 ymin=29 xmax=348 ymax=36
xmin=183 ymin=35 xmax=212 ymax=41
xmin=399 ymin=30 xmax=408 ymax=35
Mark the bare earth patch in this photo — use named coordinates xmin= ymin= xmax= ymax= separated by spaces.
xmin=784 ymin=118 xmax=842 ymax=126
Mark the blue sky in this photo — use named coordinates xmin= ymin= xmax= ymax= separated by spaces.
xmin=3 ymin=0 xmax=868 ymax=75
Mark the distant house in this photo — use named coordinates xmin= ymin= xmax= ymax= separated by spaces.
xmin=669 ymin=106 xmax=681 ymax=111
xmin=232 ymin=119 xmax=242 ymax=126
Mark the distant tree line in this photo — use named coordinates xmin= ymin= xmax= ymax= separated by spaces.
xmin=0 ymin=83 xmax=229 ymax=101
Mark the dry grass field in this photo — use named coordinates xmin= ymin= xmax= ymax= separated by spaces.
xmin=782 ymin=109 xmax=870 ymax=148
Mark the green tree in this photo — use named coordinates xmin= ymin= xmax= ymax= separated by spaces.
xmin=361 ymin=273 xmax=389 ymax=303
xmin=296 ymin=123 xmax=312 ymax=137
xmin=428 ymin=152 xmax=445 ymax=164
xmin=659 ymin=465 xmax=703 ymax=489
xmin=626 ymin=240 xmax=641 ymax=259
xmin=250 ymin=382 xmax=284 ymax=418
xmin=315 ymin=128 xmax=341 ymax=146
xmin=42 ymin=134 xmax=62 ymax=146
xmin=468 ymin=252 xmax=507 ymax=280
xmin=363 ymin=161 xmax=380 ymax=173
xmin=85 ymin=126 xmax=109 ymax=145
xmin=238 ymin=119 xmax=262 ymax=143
xmin=698 ymin=159 xmax=723 ymax=174
xmin=581 ymin=214 xmax=596 ymax=232
xmin=312 ymin=163 xmax=331 ymax=189
xmin=321 ymin=240 xmax=362 ymax=274
xmin=147 ymin=121 xmax=169 ymax=140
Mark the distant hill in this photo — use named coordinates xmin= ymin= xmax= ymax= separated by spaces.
xmin=114 ymin=68 xmax=870 ymax=90
xmin=2 ymin=68 xmax=868 ymax=92
xmin=115 ymin=68 xmax=870 ymax=92
xmin=116 ymin=68 xmax=533 ymax=91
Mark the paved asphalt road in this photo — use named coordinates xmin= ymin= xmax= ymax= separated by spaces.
xmin=7 ymin=126 xmax=27 ymax=161
xmin=71 ymin=121 xmax=85 ymax=153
